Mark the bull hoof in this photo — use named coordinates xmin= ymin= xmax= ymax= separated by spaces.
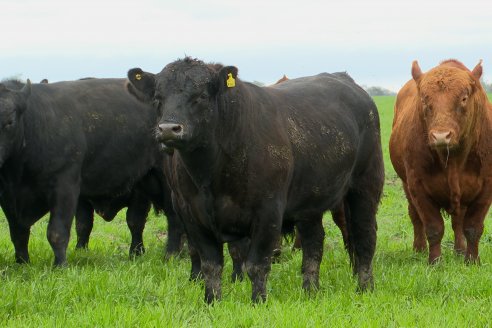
xmin=464 ymin=255 xmax=480 ymax=265
xmin=413 ymin=243 xmax=427 ymax=253
xmin=189 ymin=270 xmax=203 ymax=281
xmin=251 ymin=291 xmax=267 ymax=303
xmin=75 ymin=243 xmax=89 ymax=250
xmin=454 ymin=247 xmax=466 ymax=256
xmin=428 ymin=255 xmax=441 ymax=265
xmin=129 ymin=244 xmax=145 ymax=258
xmin=302 ymin=279 xmax=320 ymax=293
xmin=356 ymin=268 xmax=374 ymax=293
xmin=53 ymin=259 xmax=68 ymax=267
xmin=231 ymin=270 xmax=244 ymax=282
xmin=15 ymin=256 xmax=30 ymax=264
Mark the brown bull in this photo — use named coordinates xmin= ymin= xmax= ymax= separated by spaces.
xmin=390 ymin=59 xmax=492 ymax=264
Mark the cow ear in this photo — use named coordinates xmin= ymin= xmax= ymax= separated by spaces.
xmin=411 ymin=60 xmax=423 ymax=82
xmin=216 ymin=66 xmax=239 ymax=92
xmin=471 ymin=59 xmax=483 ymax=80
xmin=127 ymin=68 xmax=156 ymax=103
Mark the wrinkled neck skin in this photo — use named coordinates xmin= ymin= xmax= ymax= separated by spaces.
xmin=176 ymin=134 xmax=222 ymax=190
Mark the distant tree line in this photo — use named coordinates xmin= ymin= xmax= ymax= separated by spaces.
xmin=363 ymin=86 xmax=396 ymax=96
xmin=480 ymin=79 xmax=492 ymax=93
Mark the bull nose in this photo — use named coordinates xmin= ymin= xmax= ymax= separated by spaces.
xmin=430 ymin=131 xmax=452 ymax=145
xmin=158 ymin=123 xmax=184 ymax=139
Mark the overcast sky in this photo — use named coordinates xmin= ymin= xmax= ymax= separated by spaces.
xmin=1 ymin=0 xmax=491 ymax=91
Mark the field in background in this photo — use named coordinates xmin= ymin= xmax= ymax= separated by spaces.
xmin=0 ymin=96 xmax=491 ymax=327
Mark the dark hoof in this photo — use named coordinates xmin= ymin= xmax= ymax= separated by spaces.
xmin=129 ymin=245 xmax=145 ymax=258
xmin=189 ymin=271 xmax=203 ymax=281
xmin=356 ymin=268 xmax=374 ymax=293
xmin=231 ymin=271 xmax=244 ymax=282
xmin=75 ymin=243 xmax=88 ymax=250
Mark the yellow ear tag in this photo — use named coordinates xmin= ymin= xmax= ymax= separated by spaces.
xmin=135 ymin=73 xmax=142 ymax=81
xmin=226 ymin=73 xmax=235 ymax=88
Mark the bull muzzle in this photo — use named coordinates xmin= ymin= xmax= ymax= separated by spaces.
xmin=157 ymin=123 xmax=184 ymax=143
xmin=429 ymin=130 xmax=453 ymax=147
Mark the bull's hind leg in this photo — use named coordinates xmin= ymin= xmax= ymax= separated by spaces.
xmin=346 ymin=190 xmax=378 ymax=292
xmin=451 ymin=208 xmax=466 ymax=255
xmin=228 ymin=238 xmax=250 ymax=282
xmin=75 ymin=198 xmax=94 ymax=250
xmin=332 ymin=204 xmax=348 ymax=249
xmin=164 ymin=211 xmax=186 ymax=257
xmin=296 ymin=215 xmax=325 ymax=291
xmin=126 ymin=191 xmax=151 ymax=257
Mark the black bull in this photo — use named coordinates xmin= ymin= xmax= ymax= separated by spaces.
xmin=0 ymin=78 xmax=184 ymax=265
xmin=128 ymin=57 xmax=384 ymax=303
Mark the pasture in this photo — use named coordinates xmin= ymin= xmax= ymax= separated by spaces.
xmin=0 ymin=95 xmax=491 ymax=327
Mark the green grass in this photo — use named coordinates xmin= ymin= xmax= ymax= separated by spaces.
xmin=0 ymin=96 xmax=491 ymax=327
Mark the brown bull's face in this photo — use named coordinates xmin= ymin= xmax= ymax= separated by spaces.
xmin=413 ymin=64 xmax=480 ymax=150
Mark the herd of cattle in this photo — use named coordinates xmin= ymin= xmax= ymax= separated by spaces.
xmin=0 ymin=57 xmax=490 ymax=303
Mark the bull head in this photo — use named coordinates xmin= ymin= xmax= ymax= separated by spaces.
xmin=411 ymin=60 xmax=484 ymax=150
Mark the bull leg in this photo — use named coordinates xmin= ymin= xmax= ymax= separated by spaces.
xmin=296 ymin=215 xmax=325 ymax=292
xmin=407 ymin=183 xmax=444 ymax=264
xmin=228 ymin=238 xmax=250 ymax=282
xmin=126 ymin=192 xmax=151 ymax=258
xmin=7 ymin=219 xmax=31 ymax=264
xmin=451 ymin=207 xmax=466 ymax=255
xmin=331 ymin=204 xmax=348 ymax=250
xmin=245 ymin=204 xmax=283 ymax=303
xmin=292 ymin=226 xmax=302 ymax=250
xmin=165 ymin=211 xmax=186 ymax=258
xmin=345 ymin=189 xmax=378 ymax=292
xmin=462 ymin=186 xmax=491 ymax=264
xmin=403 ymin=183 xmax=426 ymax=252
xmin=75 ymin=198 xmax=94 ymax=250
xmin=188 ymin=242 xmax=203 ymax=281
xmin=187 ymin=228 xmax=223 ymax=304
xmin=48 ymin=181 xmax=79 ymax=266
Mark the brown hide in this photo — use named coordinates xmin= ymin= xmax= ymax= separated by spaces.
xmin=389 ymin=59 xmax=492 ymax=264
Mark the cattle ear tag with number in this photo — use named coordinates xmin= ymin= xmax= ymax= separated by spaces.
xmin=135 ymin=73 xmax=142 ymax=81
xmin=226 ymin=73 xmax=235 ymax=88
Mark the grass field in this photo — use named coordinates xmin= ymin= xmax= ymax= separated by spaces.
xmin=0 ymin=96 xmax=491 ymax=327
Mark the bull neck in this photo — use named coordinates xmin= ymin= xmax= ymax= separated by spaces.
xmin=176 ymin=143 xmax=221 ymax=188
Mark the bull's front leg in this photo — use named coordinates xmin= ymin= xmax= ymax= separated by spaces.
xmin=463 ymin=183 xmax=492 ymax=264
xmin=75 ymin=198 xmax=94 ymax=250
xmin=408 ymin=179 xmax=444 ymax=264
xmin=246 ymin=204 xmax=283 ymax=303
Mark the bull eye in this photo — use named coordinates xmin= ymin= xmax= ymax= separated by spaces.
xmin=199 ymin=92 xmax=208 ymax=100
xmin=461 ymin=95 xmax=468 ymax=106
